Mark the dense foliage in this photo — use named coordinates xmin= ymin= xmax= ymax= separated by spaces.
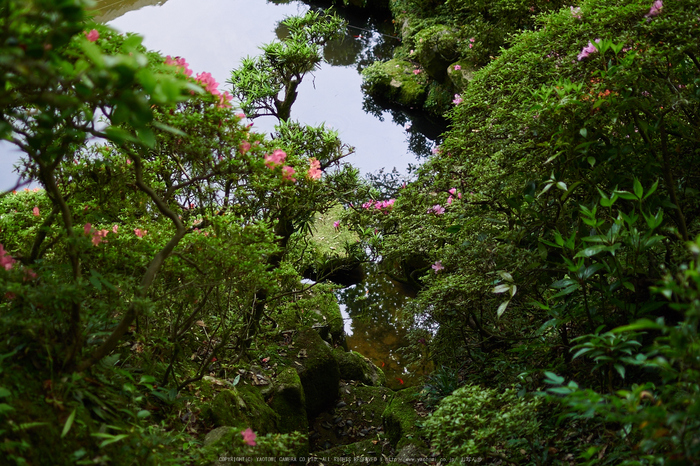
xmin=350 ymin=0 xmax=700 ymax=463
xmin=0 ymin=1 xmax=366 ymax=463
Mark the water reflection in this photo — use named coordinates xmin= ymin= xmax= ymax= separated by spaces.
xmin=337 ymin=264 xmax=431 ymax=389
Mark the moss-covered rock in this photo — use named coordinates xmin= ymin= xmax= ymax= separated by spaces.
xmin=362 ymin=59 xmax=428 ymax=107
xmin=333 ymin=348 xmax=386 ymax=386
xmin=201 ymin=384 xmax=279 ymax=434
xmin=413 ymin=24 xmax=461 ymax=82
xmin=381 ymin=386 xmax=426 ymax=450
xmin=293 ymin=329 xmax=341 ymax=417
xmin=269 ymin=367 xmax=308 ymax=435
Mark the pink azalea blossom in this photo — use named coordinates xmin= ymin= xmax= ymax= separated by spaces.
xmin=134 ymin=228 xmax=147 ymax=238
xmin=333 ymin=221 xmax=340 ymax=229
xmin=453 ymin=94 xmax=463 ymax=105
xmin=241 ymin=428 xmax=257 ymax=446
xmin=454 ymin=65 xmax=461 ymax=71
xmin=577 ymin=39 xmax=600 ymax=61
xmin=112 ymin=225 xmax=119 ymax=234
xmin=264 ymin=149 xmax=287 ymax=168
xmin=428 ymin=204 xmax=445 ymax=215
xmin=432 ymin=261 xmax=444 ymax=273
xmin=195 ymin=72 xmax=221 ymax=96
xmin=218 ymin=91 xmax=233 ymax=108
xmin=570 ymin=6 xmax=582 ymax=19
xmin=165 ymin=56 xmax=193 ymax=77
xmin=413 ymin=69 xmax=421 ymax=75
xmin=236 ymin=113 xmax=246 ymax=119
xmin=645 ymin=0 xmax=662 ymax=19
xmin=431 ymin=146 xmax=440 ymax=155
xmin=0 ymin=243 xmax=16 ymax=271
xmin=281 ymin=166 xmax=296 ymax=182
xmin=457 ymin=192 xmax=463 ymax=199
xmin=84 ymin=223 xmax=93 ymax=236
xmin=91 ymin=229 xmax=109 ymax=247
xmin=447 ymin=196 xmax=453 ymax=205
xmin=239 ymin=140 xmax=251 ymax=155
xmin=32 ymin=206 xmax=40 ymax=217
xmin=85 ymin=29 xmax=99 ymax=42
xmin=449 ymin=188 xmax=457 ymax=195
xmin=308 ymin=158 xmax=322 ymax=180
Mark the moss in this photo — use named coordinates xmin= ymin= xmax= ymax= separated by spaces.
xmin=381 ymin=386 xmax=426 ymax=450
xmin=276 ymin=286 xmax=347 ymax=347
xmin=293 ymin=329 xmax=340 ymax=417
xmin=362 ymin=59 xmax=428 ymax=107
xmin=333 ymin=348 xmax=387 ymax=386
xmin=269 ymin=367 xmax=309 ymax=435
xmin=202 ymin=384 xmax=279 ymax=434
xmin=413 ymin=24 xmax=461 ymax=82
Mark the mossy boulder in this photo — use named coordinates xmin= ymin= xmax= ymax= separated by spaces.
xmin=447 ymin=60 xmax=476 ymax=90
xmin=201 ymin=384 xmax=279 ymax=434
xmin=381 ymin=386 xmax=426 ymax=450
xmin=362 ymin=59 xmax=428 ymax=107
xmin=269 ymin=367 xmax=309 ymax=435
xmin=414 ymin=24 xmax=461 ymax=83
xmin=333 ymin=348 xmax=386 ymax=386
xmin=309 ymin=382 xmax=394 ymax=451
xmin=293 ymin=329 xmax=341 ymax=417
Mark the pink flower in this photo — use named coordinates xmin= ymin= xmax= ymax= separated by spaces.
xmin=470 ymin=37 xmax=475 ymax=43
xmin=239 ymin=140 xmax=251 ymax=155
xmin=112 ymin=225 xmax=119 ymax=234
xmin=428 ymin=204 xmax=445 ymax=215
xmin=264 ymin=149 xmax=287 ymax=168
xmin=432 ymin=261 xmax=444 ymax=273
xmin=0 ymin=243 xmax=16 ymax=271
xmin=165 ymin=56 xmax=193 ymax=77
xmin=432 ymin=146 xmax=440 ymax=155
xmin=195 ymin=72 xmax=220 ymax=95
xmin=236 ymin=113 xmax=246 ymax=119
xmin=413 ymin=69 xmax=421 ymax=75
xmin=241 ymin=428 xmax=257 ymax=446
xmin=453 ymin=94 xmax=463 ymax=105
xmin=84 ymin=223 xmax=93 ymax=236
xmin=24 ymin=268 xmax=37 ymax=281
xmin=469 ymin=43 xmax=473 ymax=49
xmin=333 ymin=221 xmax=340 ymax=229
xmin=447 ymin=196 xmax=453 ymax=205
xmin=218 ymin=91 xmax=233 ymax=108
xmin=457 ymin=192 xmax=463 ymax=199
xmin=91 ymin=229 xmax=109 ymax=247
xmin=577 ymin=39 xmax=600 ymax=61
xmin=127 ymin=159 xmax=132 ymax=165
xmin=134 ymin=228 xmax=147 ymax=238
xmin=645 ymin=0 xmax=662 ymax=19
xmin=281 ymin=166 xmax=296 ymax=182
xmin=570 ymin=6 xmax=582 ymax=19
xmin=32 ymin=206 xmax=40 ymax=217
xmin=85 ymin=29 xmax=99 ymax=42
xmin=454 ymin=65 xmax=461 ymax=71
xmin=308 ymin=158 xmax=322 ymax=180
xmin=449 ymin=188 xmax=457 ymax=195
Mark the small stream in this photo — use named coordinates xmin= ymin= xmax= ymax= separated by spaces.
xmin=2 ymin=0 xmax=441 ymax=389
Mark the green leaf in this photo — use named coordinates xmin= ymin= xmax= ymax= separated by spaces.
xmin=614 ymin=364 xmax=626 ymax=379
xmin=611 ymin=319 xmax=663 ymax=333
xmin=544 ymin=372 xmax=565 ymax=385
xmin=0 ymin=387 xmax=11 ymax=398
xmin=574 ymin=245 xmax=609 ymax=258
xmin=61 ymin=408 xmax=77 ymax=438
xmin=499 ymin=271 xmax=513 ymax=282
xmin=579 ymin=128 xmax=587 ymax=138
xmin=232 ymin=374 xmax=241 ymax=386
xmin=136 ymin=128 xmax=156 ymax=148
xmin=643 ymin=179 xmax=659 ymax=200
xmin=493 ymin=284 xmax=511 ymax=294
xmin=622 ymin=281 xmax=635 ymax=292
xmin=138 ymin=375 xmax=157 ymax=385
xmin=136 ymin=410 xmax=151 ymax=419
xmin=0 ymin=403 xmax=14 ymax=415
xmin=633 ymin=178 xmax=643 ymax=200
xmin=445 ymin=224 xmax=462 ymax=234
xmin=496 ymin=300 xmax=509 ymax=318
xmin=587 ymin=156 xmax=596 ymax=167
xmin=552 ymin=283 xmax=580 ymax=298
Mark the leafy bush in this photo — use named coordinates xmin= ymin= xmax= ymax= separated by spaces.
xmin=424 ymin=384 xmax=541 ymax=459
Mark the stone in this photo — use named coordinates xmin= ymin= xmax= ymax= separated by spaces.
xmin=381 ymin=386 xmax=427 ymax=450
xmin=201 ymin=384 xmax=279 ymax=434
xmin=293 ymin=329 xmax=341 ymax=417
xmin=332 ymin=348 xmax=386 ymax=386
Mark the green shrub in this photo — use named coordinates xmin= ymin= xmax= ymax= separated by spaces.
xmin=424 ymin=384 xmax=541 ymax=458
